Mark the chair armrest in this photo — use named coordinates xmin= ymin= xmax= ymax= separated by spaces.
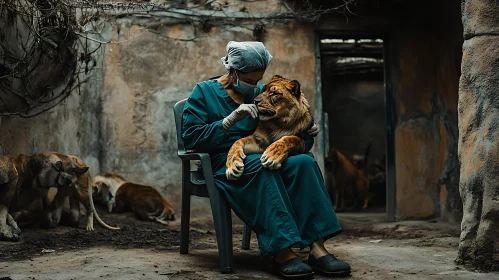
xmin=178 ymin=151 xmax=213 ymax=174
xmin=178 ymin=151 xmax=218 ymax=198
xmin=178 ymin=151 xmax=210 ymax=161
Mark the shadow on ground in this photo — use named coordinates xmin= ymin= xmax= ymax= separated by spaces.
xmin=1 ymin=208 xmax=498 ymax=280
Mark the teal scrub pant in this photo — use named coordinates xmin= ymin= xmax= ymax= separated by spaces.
xmin=212 ymin=153 xmax=343 ymax=256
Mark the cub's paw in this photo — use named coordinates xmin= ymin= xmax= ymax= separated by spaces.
xmin=261 ymin=147 xmax=288 ymax=170
xmin=226 ymin=148 xmax=246 ymax=180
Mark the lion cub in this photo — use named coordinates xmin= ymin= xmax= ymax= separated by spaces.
xmin=226 ymin=75 xmax=313 ymax=180
xmin=92 ymin=174 xmax=175 ymax=224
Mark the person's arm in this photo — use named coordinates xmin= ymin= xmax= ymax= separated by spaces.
xmin=181 ymin=84 xmax=258 ymax=152
xmin=181 ymin=84 xmax=226 ymax=151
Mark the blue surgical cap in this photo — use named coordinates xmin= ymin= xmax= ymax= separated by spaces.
xmin=221 ymin=41 xmax=273 ymax=72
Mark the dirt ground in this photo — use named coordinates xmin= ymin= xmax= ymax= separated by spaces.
xmin=1 ymin=207 xmax=499 ymax=280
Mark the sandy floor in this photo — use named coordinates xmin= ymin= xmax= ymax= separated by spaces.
xmin=1 ymin=210 xmax=498 ymax=280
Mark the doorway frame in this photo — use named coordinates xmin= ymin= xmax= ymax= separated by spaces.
xmin=314 ymin=31 xmax=397 ymax=222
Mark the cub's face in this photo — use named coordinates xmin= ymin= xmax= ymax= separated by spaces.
xmin=254 ymin=75 xmax=302 ymax=121
xmin=37 ymin=153 xmax=89 ymax=188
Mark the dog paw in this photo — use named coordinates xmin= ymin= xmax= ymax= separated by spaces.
xmin=86 ymin=216 xmax=94 ymax=231
xmin=166 ymin=209 xmax=176 ymax=221
xmin=226 ymin=148 xmax=246 ymax=180
xmin=40 ymin=212 xmax=58 ymax=229
xmin=0 ymin=215 xmax=21 ymax=242
xmin=107 ymin=199 xmax=115 ymax=213
xmin=260 ymin=150 xmax=286 ymax=170
xmin=0 ymin=228 xmax=20 ymax=242
xmin=6 ymin=213 xmax=21 ymax=235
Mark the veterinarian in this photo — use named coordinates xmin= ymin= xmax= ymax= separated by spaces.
xmin=181 ymin=41 xmax=350 ymax=279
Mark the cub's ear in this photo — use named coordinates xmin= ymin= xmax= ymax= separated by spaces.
xmin=75 ymin=166 xmax=89 ymax=176
xmin=290 ymin=80 xmax=301 ymax=97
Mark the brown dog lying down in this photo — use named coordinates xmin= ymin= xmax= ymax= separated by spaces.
xmin=92 ymin=174 xmax=175 ymax=224
xmin=0 ymin=152 xmax=88 ymax=241
xmin=225 ymin=75 xmax=313 ymax=180
xmin=325 ymin=149 xmax=369 ymax=211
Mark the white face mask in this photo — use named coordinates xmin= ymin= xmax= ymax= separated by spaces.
xmin=234 ymin=72 xmax=257 ymax=95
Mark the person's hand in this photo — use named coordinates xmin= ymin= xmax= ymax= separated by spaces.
xmin=223 ymin=104 xmax=258 ymax=131
xmin=233 ymin=104 xmax=258 ymax=119
xmin=307 ymin=123 xmax=319 ymax=137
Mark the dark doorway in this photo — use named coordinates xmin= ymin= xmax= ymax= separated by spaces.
xmin=319 ymin=37 xmax=389 ymax=214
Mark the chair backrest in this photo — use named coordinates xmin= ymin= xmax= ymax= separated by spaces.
xmin=174 ymin=98 xmax=187 ymax=152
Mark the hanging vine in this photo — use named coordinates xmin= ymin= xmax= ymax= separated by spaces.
xmin=0 ymin=0 xmax=98 ymax=117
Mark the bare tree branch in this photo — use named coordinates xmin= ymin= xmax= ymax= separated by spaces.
xmin=0 ymin=0 xmax=357 ymax=118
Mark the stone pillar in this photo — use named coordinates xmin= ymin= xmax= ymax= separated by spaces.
xmin=456 ymin=0 xmax=499 ymax=271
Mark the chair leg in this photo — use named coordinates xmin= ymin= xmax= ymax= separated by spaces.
xmin=241 ymin=223 xmax=251 ymax=250
xmin=180 ymin=192 xmax=191 ymax=254
xmin=200 ymin=155 xmax=234 ymax=274
xmin=209 ymin=190 xmax=234 ymax=274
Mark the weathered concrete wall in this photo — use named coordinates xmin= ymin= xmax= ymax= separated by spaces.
xmin=99 ymin=19 xmax=316 ymax=214
xmin=394 ymin=29 xmax=447 ymax=219
xmin=394 ymin=0 xmax=462 ymax=220
xmin=456 ymin=0 xmax=499 ymax=272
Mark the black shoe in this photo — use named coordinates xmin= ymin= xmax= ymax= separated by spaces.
xmin=273 ymin=257 xmax=314 ymax=279
xmin=308 ymin=254 xmax=351 ymax=277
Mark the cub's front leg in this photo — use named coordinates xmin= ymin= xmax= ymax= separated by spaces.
xmin=261 ymin=136 xmax=305 ymax=170
xmin=226 ymin=136 xmax=264 ymax=180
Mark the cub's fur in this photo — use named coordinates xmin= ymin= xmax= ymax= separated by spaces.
xmin=93 ymin=174 xmax=175 ymax=224
xmin=226 ymin=75 xmax=313 ymax=180
xmin=0 ymin=152 xmax=87 ymax=241
xmin=325 ymin=149 xmax=369 ymax=211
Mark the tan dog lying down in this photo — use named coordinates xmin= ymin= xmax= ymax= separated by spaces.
xmin=92 ymin=174 xmax=175 ymax=224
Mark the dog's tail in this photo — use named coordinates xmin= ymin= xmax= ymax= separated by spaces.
xmin=87 ymin=174 xmax=120 ymax=230
xmin=156 ymin=197 xmax=176 ymax=222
